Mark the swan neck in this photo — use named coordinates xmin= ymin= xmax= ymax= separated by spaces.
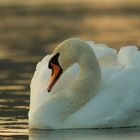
xmin=67 ymin=50 xmax=101 ymax=100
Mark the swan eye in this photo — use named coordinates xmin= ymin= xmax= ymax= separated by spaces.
xmin=48 ymin=53 xmax=60 ymax=69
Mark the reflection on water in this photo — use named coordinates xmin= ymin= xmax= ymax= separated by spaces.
xmin=30 ymin=128 xmax=140 ymax=140
xmin=0 ymin=0 xmax=140 ymax=139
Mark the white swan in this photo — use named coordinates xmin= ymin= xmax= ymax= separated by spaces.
xmin=29 ymin=38 xmax=140 ymax=129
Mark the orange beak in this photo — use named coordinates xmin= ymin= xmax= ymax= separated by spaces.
xmin=47 ymin=63 xmax=62 ymax=92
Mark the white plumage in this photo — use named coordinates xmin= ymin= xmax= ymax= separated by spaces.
xmin=29 ymin=38 xmax=140 ymax=129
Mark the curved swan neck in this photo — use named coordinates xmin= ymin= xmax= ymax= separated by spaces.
xmin=79 ymin=50 xmax=100 ymax=75
xmin=68 ymin=49 xmax=101 ymax=95
xmin=29 ymin=40 xmax=102 ymax=129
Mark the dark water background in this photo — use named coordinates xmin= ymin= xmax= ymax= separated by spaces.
xmin=0 ymin=0 xmax=140 ymax=139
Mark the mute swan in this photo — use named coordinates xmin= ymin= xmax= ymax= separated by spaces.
xmin=29 ymin=38 xmax=140 ymax=129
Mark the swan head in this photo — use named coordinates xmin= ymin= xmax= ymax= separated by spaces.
xmin=47 ymin=38 xmax=92 ymax=92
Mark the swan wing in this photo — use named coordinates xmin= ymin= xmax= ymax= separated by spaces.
xmin=65 ymin=45 xmax=140 ymax=128
xmin=86 ymin=41 xmax=118 ymax=67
